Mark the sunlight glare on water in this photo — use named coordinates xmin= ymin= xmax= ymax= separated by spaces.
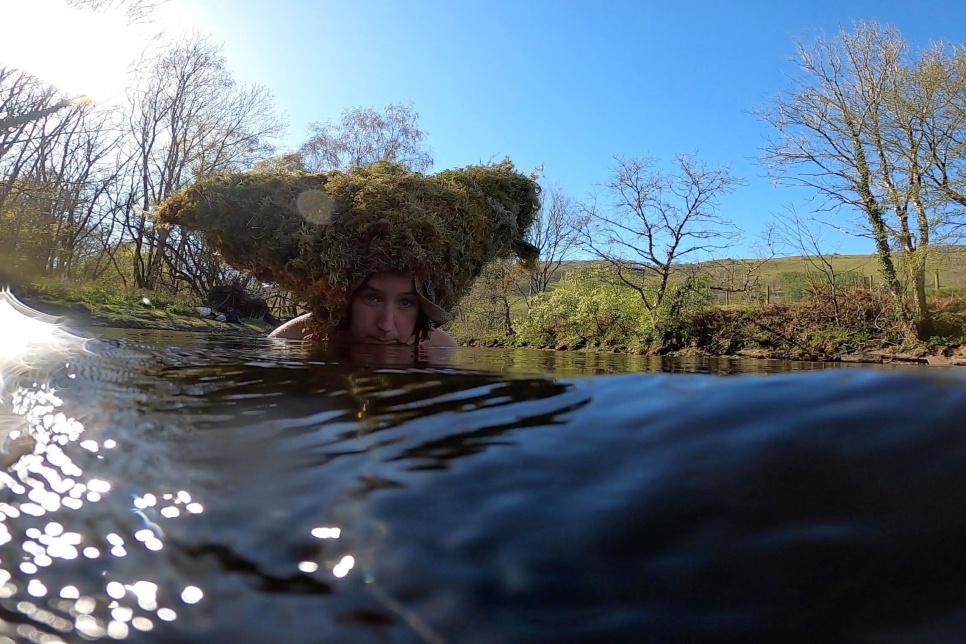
xmin=0 ymin=296 xmax=206 ymax=641
xmin=0 ymin=290 xmax=89 ymax=392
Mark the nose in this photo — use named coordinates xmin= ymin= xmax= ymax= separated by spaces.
xmin=376 ymin=305 xmax=394 ymax=332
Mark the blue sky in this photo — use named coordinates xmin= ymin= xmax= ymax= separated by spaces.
xmin=5 ymin=0 xmax=966 ymax=257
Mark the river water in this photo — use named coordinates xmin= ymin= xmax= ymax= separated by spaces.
xmin=1 ymin=323 xmax=965 ymax=642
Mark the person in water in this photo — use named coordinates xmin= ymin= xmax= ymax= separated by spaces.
xmin=269 ymin=271 xmax=457 ymax=347
xmin=153 ymin=161 xmax=541 ymax=345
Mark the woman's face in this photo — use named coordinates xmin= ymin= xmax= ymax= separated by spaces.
xmin=347 ymin=272 xmax=421 ymax=344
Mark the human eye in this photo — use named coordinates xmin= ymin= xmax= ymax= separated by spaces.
xmin=399 ymin=297 xmax=417 ymax=309
xmin=361 ymin=291 xmax=381 ymax=304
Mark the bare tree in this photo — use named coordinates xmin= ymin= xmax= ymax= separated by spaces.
xmin=31 ymin=104 xmax=126 ymax=277
xmin=759 ymin=22 xmax=966 ymax=336
xmin=578 ymin=154 xmax=741 ymax=321
xmin=0 ymin=69 xmax=120 ymax=279
xmin=518 ymin=182 xmax=579 ymax=309
xmin=695 ymin=225 xmax=777 ymax=305
xmin=918 ymin=45 xmax=966 ymax=238
xmin=298 ymin=102 xmax=433 ymax=172
xmin=119 ymin=33 xmax=284 ymax=291
xmin=64 ymin=0 xmax=169 ymax=23
xmin=0 ymin=68 xmax=74 ymax=214
xmin=773 ymin=207 xmax=865 ymax=321
xmin=161 ymin=233 xmax=242 ymax=298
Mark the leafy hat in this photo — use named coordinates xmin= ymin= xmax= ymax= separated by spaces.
xmin=154 ymin=160 xmax=541 ymax=334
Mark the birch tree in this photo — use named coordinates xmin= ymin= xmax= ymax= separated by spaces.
xmin=519 ymin=182 xmax=579 ymax=309
xmin=298 ymin=102 xmax=433 ymax=172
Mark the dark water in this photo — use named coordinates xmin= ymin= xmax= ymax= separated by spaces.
xmin=1 ymin=327 xmax=965 ymax=642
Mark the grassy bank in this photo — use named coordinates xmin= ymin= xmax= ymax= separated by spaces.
xmin=9 ymin=273 xmax=966 ymax=367
xmin=7 ymin=281 xmax=274 ymax=335
xmin=453 ymin=269 xmax=966 ymax=366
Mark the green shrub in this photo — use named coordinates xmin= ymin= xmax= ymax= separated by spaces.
xmin=515 ymin=268 xmax=647 ymax=349
xmin=929 ymin=311 xmax=966 ymax=344
xmin=649 ymin=274 xmax=714 ymax=350
xmin=777 ymin=271 xmax=809 ymax=301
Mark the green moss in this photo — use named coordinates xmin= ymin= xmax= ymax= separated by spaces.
xmin=154 ymin=161 xmax=540 ymax=336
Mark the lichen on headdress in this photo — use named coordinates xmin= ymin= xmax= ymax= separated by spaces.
xmin=154 ymin=160 xmax=540 ymax=334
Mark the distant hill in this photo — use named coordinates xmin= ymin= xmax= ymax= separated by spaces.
xmin=553 ymin=247 xmax=966 ymax=290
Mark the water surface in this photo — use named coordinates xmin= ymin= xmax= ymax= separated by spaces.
xmin=0 ymin=329 xmax=963 ymax=642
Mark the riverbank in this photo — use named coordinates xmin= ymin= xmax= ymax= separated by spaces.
xmin=9 ymin=287 xmax=273 ymax=337
xmin=9 ymin=282 xmax=965 ymax=367
xmin=700 ymin=346 xmax=966 ymax=367
xmin=459 ymin=284 xmax=966 ymax=368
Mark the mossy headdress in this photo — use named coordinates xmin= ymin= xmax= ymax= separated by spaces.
xmin=154 ymin=161 xmax=540 ymax=333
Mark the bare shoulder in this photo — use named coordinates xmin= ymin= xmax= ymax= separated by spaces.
xmin=422 ymin=328 xmax=457 ymax=348
xmin=269 ymin=313 xmax=314 ymax=340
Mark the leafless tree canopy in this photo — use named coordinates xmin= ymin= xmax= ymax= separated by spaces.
xmin=773 ymin=206 xmax=857 ymax=320
xmin=0 ymin=68 xmax=124 ymax=278
xmin=298 ymin=102 xmax=434 ymax=172
xmin=578 ymin=154 xmax=741 ymax=315
xmin=121 ymin=33 xmax=285 ymax=293
xmin=519 ymin=182 xmax=579 ymax=308
xmin=0 ymin=31 xmax=285 ymax=295
xmin=64 ymin=0 xmax=169 ymax=23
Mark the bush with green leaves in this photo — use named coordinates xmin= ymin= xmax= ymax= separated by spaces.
xmin=649 ymin=274 xmax=714 ymax=349
xmin=515 ymin=267 xmax=647 ymax=349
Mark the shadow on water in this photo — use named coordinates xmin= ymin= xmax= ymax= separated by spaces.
xmin=0 ymin=327 xmax=964 ymax=642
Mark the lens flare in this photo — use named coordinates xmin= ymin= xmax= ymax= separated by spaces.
xmin=296 ymin=189 xmax=336 ymax=224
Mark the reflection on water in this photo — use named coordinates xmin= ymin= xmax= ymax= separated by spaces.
xmin=94 ymin=327 xmax=929 ymax=377
xmin=450 ymin=346 xmax=921 ymax=376
xmin=0 ymin=322 xmax=963 ymax=641
xmin=0 ymin=355 xmax=197 ymax=640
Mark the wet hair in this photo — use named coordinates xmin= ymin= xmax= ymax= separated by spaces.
xmin=414 ymin=313 xmax=432 ymax=344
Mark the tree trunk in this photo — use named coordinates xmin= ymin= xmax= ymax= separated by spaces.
xmin=502 ymin=297 xmax=514 ymax=336
xmin=910 ymin=253 xmax=931 ymax=339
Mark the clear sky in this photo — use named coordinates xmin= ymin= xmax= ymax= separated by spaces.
xmin=4 ymin=0 xmax=966 ymax=257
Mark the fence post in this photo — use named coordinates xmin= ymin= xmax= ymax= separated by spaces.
xmin=935 ymin=269 xmax=940 ymax=291
xmin=766 ymin=284 xmax=771 ymax=304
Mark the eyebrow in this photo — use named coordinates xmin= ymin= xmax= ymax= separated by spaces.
xmin=359 ymin=286 xmax=417 ymax=298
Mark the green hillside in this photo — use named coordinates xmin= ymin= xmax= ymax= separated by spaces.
xmin=556 ymin=247 xmax=966 ymax=292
